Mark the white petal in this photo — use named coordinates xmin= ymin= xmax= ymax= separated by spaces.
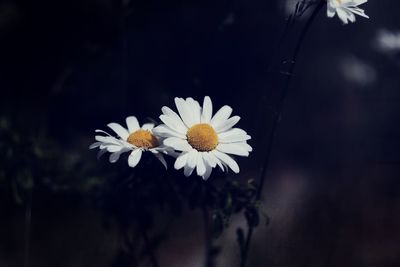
xmin=214 ymin=116 xmax=240 ymax=133
xmin=107 ymin=123 xmax=129 ymax=140
xmin=201 ymin=96 xmax=213 ymax=123
xmin=95 ymin=135 xmax=121 ymax=145
xmin=337 ymin=8 xmax=349 ymax=24
xmin=89 ymin=142 xmax=101 ymax=149
xmin=186 ymin=97 xmax=201 ymax=124
xmin=126 ymin=116 xmax=140 ymax=133
xmin=202 ymin=152 xmax=217 ymax=168
xmin=202 ymin=161 xmax=213 ymax=180
xmin=160 ymin=115 xmax=187 ymax=134
xmin=354 ymin=0 xmax=368 ymax=5
xmin=212 ymin=150 xmax=240 ymax=173
xmin=187 ymin=149 xmax=198 ymax=169
xmin=208 ymin=151 xmax=225 ymax=171
xmin=346 ymin=9 xmax=356 ymax=22
xmin=218 ymin=128 xmax=251 ymax=143
xmin=109 ymin=151 xmax=122 ymax=163
xmin=142 ymin=123 xmax=155 ymax=131
xmin=95 ymin=129 xmax=113 ymax=136
xmin=196 ymin=153 xmax=206 ymax=176
xmin=164 ymin=137 xmax=192 ymax=152
xmin=128 ymin=149 xmax=142 ymax=168
xmin=327 ymin=4 xmax=336 ymax=18
xmin=350 ymin=7 xmax=369 ymax=18
xmin=184 ymin=164 xmax=195 ymax=177
xmin=174 ymin=152 xmax=189 ymax=170
xmin=241 ymin=142 xmax=253 ymax=152
xmin=175 ymin=97 xmax=194 ymax=128
xmin=105 ymin=144 xmax=124 ymax=153
xmin=161 ymin=106 xmax=188 ymax=131
xmin=153 ymin=125 xmax=187 ymax=139
xmin=210 ymin=105 xmax=232 ymax=128
xmin=217 ymin=143 xmax=250 ymax=157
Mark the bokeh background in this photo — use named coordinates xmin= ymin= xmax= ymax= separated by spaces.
xmin=1 ymin=0 xmax=400 ymax=266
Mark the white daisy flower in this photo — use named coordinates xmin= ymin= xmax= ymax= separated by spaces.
xmin=153 ymin=96 xmax=252 ymax=180
xmin=327 ymin=0 xmax=369 ymax=25
xmin=90 ymin=116 xmax=169 ymax=169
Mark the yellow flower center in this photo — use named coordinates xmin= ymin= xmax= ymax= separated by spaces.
xmin=336 ymin=0 xmax=342 ymax=4
xmin=127 ymin=129 xmax=158 ymax=149
xmin=186 ymin=123 xmax=218 ymax=152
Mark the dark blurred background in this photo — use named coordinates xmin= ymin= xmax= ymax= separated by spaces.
xmin=1 ymin=0 xmax=400 ymax=266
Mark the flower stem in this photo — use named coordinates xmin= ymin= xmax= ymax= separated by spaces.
xmin=239 ymin=2 xmax=325 ymax=267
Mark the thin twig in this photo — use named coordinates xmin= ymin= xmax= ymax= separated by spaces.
xmin=239 ymin=2 xmax=325 ymax=267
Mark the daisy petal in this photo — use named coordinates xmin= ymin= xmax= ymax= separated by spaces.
xmin=105 ymin=145 xmax=124 ymax=153
xmin=128 ymin=149 xmax=142 ymax=168
xmin=213 ymin=150 xmax=240 ymax=173
xmin=175 ymin=97 xmax=194 ymax=128
xmin=210 ymin=105 xmax=232 ymax=128
xmin=202 ymin=152 xmax=216 ymax=168
xmin=208 ymin=151 xmax=225 ymax=171
xmin=186 ymin=97 xmax=201 ymax=124
xmin=109 ymin=151 xmax=123 ymax=163
xmin=89 ymin=142 xmax=101 ymax=149
xmin=107 ymin=123 xmax=129 ymax=140
xmin=161 ymin=106 xmax=188 ymax=131
xmin=214 ymin=116 xmax=241 ymax=133
xmin=202 ymin=161 xmax=213 ymax=180
xmin=187 ymin=149 xmax=198 ymax=169
xmin=142 ymin=123 xmax=155 ymax=131
xmin=217 ymin=143 xmax=250 ymax=157
xmin=95 ymin=129 xmax=113 ymax=136
xmin=196 ymin=153 xmax=206 ymax=176
xmin=153 ymin=125 xmax=187 ymax=139
xmin=218 ymin=128 xmax=251 ymax=143
xmin=201 ymin=96 xmax=213 ymax=123
xmin=175 ymin=152 xmax=189 ymax=170
xmin=126 ymin=116 xmax=140 ymax=133
xmin=184 ymin=164 xmax=195 ymax=177
xmin=95 ymin=135 xmax=121 ymax=145
xmin=160 ymin=115 xmax=187 ymax=134
xmin=164 ymin=137 xmax=192 ymax=151
xmin=327 ymin=5 xmax=336 ymax=17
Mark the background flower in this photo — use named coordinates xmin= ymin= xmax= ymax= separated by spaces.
xmin=91 ymin=116 xmax=169 ymax=169
xmin=327 ymin=0 xmax=369 ymax=24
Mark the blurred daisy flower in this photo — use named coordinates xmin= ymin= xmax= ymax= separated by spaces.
xmin=90 ymin=116 xmax=169 ymax=169
xmin=327 ymin=0 xmax=369 ymax=24
xmin=153 ymin=96 xmax=252 ymax=180
xmin=376 ymin=29 xmax=400 ymax=54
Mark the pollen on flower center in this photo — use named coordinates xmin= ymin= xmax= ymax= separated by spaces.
xmin=186 ymin=123 xmax=218 ymax=152
xmin=127 ymin=129 xmax=158 ymax=149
